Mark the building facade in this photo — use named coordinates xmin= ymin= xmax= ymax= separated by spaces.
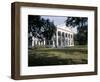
xmin=28 ymin=24 xmax=74 ymax=48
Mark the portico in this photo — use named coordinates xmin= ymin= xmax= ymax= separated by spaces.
xmin=28 ymin=24 xmax=74 ymax=48
xmin=45 ymin=24 xmax=74 ymax=48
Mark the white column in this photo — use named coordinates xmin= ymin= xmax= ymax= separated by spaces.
xmin=69 ymin=34 xmax=70 ymax=46
xmin=67 ymin=38 xmax=69 ymax=46
xmin=32 ymin=36 xmax=34 ymax=47
xmin=36 ymin=39 xmax=37 ymax=46
xmin=41 ymin=41 xmax=43 ymax=46
xmin=61 ymin=32 xmax=62 ymax=47
xmin=43 ymin=39 xmax=45 ymax=46
xmin=64 ymin=33 xmax=66 ymax=47
xmin=40 ymin=41 xmax=41 ymax=46
xmin=71 ymin=34 xmax=72 ymax=46
xmin=38 ymin=41 xmax=40 ymax=46
xmin=52 ymin=40 xmax=53 ymax=47
xmin=73 ymin=34 xmax=74 ymax=46
xmin=56 ymin=31 xmax=58 ymax=47
xmin=34 ymin=38 xmax=35 ymax=46
xmin=68 ymin=34 xmax=69 ymax=46
xmin=69 ymin=40 xmax=70 ymax=46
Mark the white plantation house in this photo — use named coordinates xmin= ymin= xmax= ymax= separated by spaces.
xmin=28 ymin=24 xmax=74 ymax=48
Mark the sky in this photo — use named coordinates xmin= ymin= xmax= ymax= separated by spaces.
xmin=41 ymin=15 xmax=77 ymax=33
xmin=41 ymin=15 xmax=67 ymax=26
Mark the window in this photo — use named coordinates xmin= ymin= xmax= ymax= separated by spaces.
xmin=66 ymin=33 xmax=67 ymax=37
xmin=58 ymin=31 xmax=61 ymax=36
xmin=71 ymin=35 xmax=73 ymax=38
xmin=69 ymin=34 xmax=70 ymax=38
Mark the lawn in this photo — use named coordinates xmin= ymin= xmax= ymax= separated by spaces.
xmin=28 ymin=45 xmax=88 ymax=66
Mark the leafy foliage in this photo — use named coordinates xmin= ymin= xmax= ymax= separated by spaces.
xmin=42 ymin=19 xmax=56 ymax=40
xmin=66 ymin=17 xmax=88 ymax=45
xmin=28 ymin=15 xmax=57 ymax=41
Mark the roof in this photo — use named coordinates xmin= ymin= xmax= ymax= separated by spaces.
xmin=56 ymin=24 xmax=74 ymax=33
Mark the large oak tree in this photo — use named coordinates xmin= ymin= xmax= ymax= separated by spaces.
xmin=28 ymin=15 xmax=56 ymax=42
xmin=66 ymin=17 xmax=88 ymax=45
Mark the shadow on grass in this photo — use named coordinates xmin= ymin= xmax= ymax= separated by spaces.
xmin=30 ymin=48 xmax=87 ymax=55
xmin=28 ymin=53 xmax=87 ymax=66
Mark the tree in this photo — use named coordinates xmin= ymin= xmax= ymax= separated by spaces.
xmin=42 ymin=19 xmax=56 ymax=40
xmin=66 ymin=17 xmax=88 ymax=45
xmin=28 ymin=15 xmax=44 ymax=39
xmin=28 ymin=15 xmax=57 ymax=46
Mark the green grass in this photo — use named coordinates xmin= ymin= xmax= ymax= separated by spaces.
xmin=28 ymin=45 xmax=88 ymax=66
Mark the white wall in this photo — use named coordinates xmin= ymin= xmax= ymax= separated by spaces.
xmin=0 ymin=0 xmax=100 ymax=82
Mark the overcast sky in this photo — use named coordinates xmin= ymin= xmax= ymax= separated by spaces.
xmin=41 ymin=15 xmax=77 ymax=33
xmin=41 ymin=15 xmax=67 ymax=26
